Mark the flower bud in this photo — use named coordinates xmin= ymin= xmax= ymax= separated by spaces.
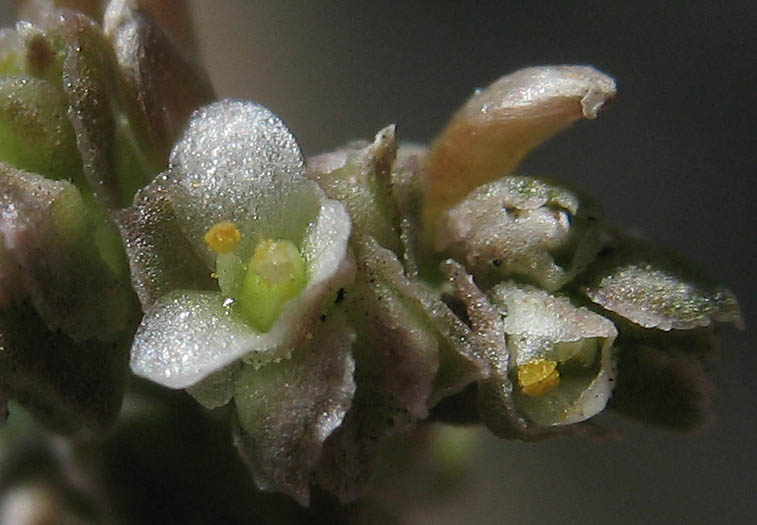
xmin=439 ymin=175 xmax=606 ymax=290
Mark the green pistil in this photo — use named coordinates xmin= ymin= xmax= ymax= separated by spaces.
xmin=240 ymin=239 xmax=307 ymax=332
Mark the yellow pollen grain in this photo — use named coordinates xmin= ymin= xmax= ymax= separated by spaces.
xmin=204 ymin=221 xmax=241 ymax=254
xmin=517 ymin=359 xmax=560 ymax=397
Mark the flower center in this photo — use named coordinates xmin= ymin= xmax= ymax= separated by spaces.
xmin=517 ymin=359 xmax=560 ymax=397
xmin=240 ymin=239 xmax=307 ymax=332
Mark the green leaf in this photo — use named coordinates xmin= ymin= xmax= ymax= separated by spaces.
xmin=578 ymin=237 xmax=743 ymax=330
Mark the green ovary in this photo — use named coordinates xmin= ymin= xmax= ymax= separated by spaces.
xmin=239 ymin=239 xmax=307 ymax=332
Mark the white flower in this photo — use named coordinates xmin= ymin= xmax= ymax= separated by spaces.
xmin=127 ymin=100 xmax=352 ymax=389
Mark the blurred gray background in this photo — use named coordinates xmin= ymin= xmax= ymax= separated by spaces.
xmin=3 ymin=1 xmax=756 ymax=524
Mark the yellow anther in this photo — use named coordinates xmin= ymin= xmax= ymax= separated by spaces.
xmin=204 ymin=221 xmax=241 ymax=254
xmin=517 ymin=359 xmax=560 ymax=397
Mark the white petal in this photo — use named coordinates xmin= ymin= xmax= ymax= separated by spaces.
xmin=302 ymin=199 xmax=351 ymax=290
xmin=166 ymin=100 xmax=316 ymax=259
xmin=491 ymin=282 xmax=617 ymax=348
xmin=130 ymin=290 xmax=271 ymax=389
